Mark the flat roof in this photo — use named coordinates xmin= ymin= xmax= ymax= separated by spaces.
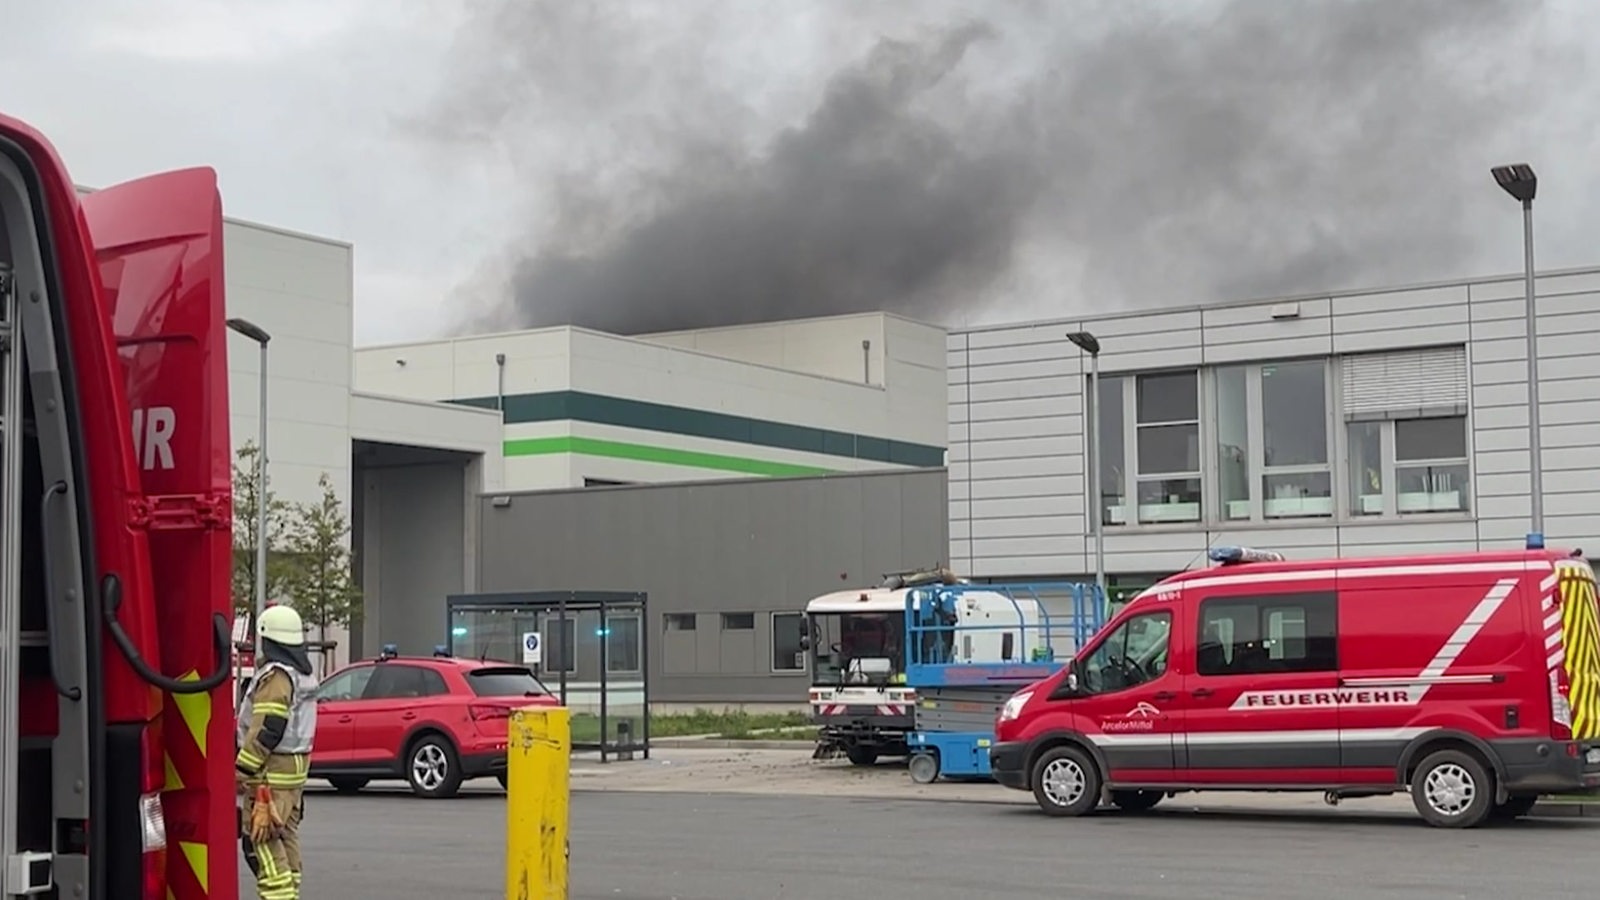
xmin=954 ymin=263 xmax=1600 ymax=336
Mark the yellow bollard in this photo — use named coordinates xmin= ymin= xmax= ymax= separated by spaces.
xmin=506 ymin=706 xmax=571 ymax=900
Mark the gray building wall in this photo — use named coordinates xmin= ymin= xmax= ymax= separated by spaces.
xmin=356 ymin=458 xmax=472 ymax=658
xmin=475 ymin=468 xmax=949 ymax=704
xmin=949 ymin=266 xmax=1600 ymax=580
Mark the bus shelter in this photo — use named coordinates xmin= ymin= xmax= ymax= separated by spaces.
xmin=445 ymin=590 xmax=650 ymax=763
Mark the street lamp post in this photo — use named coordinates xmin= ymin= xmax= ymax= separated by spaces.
xmin=1066 ymin=331 xmax=1105 ymax=603
xmin=1491 ymin=163 xmax=1542 ymax=541
xmin=227 ymin=318 xmax=273 ymax=642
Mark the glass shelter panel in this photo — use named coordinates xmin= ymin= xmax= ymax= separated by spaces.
xmin=446 ymin=591 xmax=650 ymax=763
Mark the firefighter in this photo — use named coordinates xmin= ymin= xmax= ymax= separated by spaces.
xmin=236 ymin=603 xmax=319 ymax=900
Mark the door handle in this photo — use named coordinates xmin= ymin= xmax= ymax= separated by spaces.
xmin=402 ymin=711 xmax=417 ymax=721
xmin=1190 ymin=688 xmax=1214 ymax=699
xmin=338 ymin=715 xmax=354 ymax=723
xmin=1152 ymin=691 xmax=1177 ymax=701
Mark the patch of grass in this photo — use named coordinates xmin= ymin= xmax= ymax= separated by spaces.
xmin=567 ymin=709 xmax=812 ymax=743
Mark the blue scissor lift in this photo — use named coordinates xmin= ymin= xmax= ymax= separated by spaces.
xmin=903 ymin=582 xmax=1106 ymax=784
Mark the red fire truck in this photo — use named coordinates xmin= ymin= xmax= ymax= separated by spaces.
xmin=4 ymin=112 xmax=236 ymax=897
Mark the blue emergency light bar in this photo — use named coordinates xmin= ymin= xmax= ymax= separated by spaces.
xmin=1209 ymin=546 xmax=1287 ymax=565
xmin=1527 ymin=532 xmax=1545 ymax=550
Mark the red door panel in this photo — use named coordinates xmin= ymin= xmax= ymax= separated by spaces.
xmin=80 ymin=167 xmax=235 ymax=894
xmin=1180 ymin=590 xmax=1342 ymax=785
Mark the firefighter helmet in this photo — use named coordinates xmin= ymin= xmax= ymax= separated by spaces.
xmin=257 ymin=604 xmax=305 ymax=647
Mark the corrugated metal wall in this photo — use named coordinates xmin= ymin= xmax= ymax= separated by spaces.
xmin=476 ymin=468 xmax=949 ymax=704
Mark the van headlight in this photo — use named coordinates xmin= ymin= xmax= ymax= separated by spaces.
xmin=999 ymin=690 xmax=1034 ymax=723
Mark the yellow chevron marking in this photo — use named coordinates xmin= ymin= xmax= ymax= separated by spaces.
xmin=171 ymin=670 xmax=211 ymax=757
xmin=1559 ymin=573 xmax=1600 ymax=740
xmin=164 ymin=752 xmax=184 ymax=791
xmin=179 ymin=840 xmax=208 ymax=893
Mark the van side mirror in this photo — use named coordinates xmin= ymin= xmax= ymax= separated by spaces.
xmin=799 ymin=633 xmax=811 ymax=651
xmin=1065 ymin=671 xmax=1080 ymax=693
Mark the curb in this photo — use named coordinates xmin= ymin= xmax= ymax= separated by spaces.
xmin=1531 ymin=801 xmax=1599 ymax=818
xmin=647 ymin=738 xmax=816 ymax=751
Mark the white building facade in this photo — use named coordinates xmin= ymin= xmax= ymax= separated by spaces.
xmin=948 ymin=266 xmax=1600 ymax=598
xmin=353 ymin=312 xmax=948 ymax=491
xmin=216 ymin=214 xmax=504 ymax=666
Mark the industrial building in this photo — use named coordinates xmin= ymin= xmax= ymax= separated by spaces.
xmin=948 ymin=265 xmax=1600 ymax=607
xmin=351 ymin=313 xmax=947 ymax=490
xmin=224 ymin=193 xmax=1600 ymax=707
xmin=203 ymin=212 xmax=503 ymax=669
xmin=348 ymin=312 xmax=952 ymax=706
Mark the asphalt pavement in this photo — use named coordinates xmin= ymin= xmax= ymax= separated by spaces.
xmin=262 ymin=787 xmax=1597 ymax=899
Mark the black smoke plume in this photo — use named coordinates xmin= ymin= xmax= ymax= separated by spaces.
xmin=415 ymin=0 xmax=1564 ymax=335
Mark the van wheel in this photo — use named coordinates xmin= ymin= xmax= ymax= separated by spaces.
xmin=406 ymin=735 xmax=464 ymax=799
xmin=1489 ymin=794 xmax=1539 ymax=821
xmin=1111 ymin=789 xmax=1163 ymax=812
xmin=327 ymin=776 xmax=368 ymax=794
xmin=1410 ymin=750 xmax=1493 ymax=828
xmin=1030 ymin=745 xmax=1101 ymax=817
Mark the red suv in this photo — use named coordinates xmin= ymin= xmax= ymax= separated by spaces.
xmin=309 ymin=652 xmax=560 ymax=798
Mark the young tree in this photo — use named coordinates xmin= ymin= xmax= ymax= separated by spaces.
xmin=283 ymin=472 xmax=362 ymax=671
xmin=231 ymin=440 xmax=295 ymax=638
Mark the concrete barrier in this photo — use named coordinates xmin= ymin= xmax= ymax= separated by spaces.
xmin=507 ymin=707 xmax=570 ymax=899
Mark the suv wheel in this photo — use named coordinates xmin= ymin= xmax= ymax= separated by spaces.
xmin=1410 ymin=749 xmax=1493 ymax=828
xmin=1030 ymin=745 xmax=1101 ymax=817
xmin=406 ymin=735 xmax=464 ymax=799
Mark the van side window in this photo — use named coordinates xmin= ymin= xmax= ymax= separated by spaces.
xmin=1079 ymin=611 xmax=1173 ymax=694
xmin=1196 ymin=592 xmax=1337 ymax=675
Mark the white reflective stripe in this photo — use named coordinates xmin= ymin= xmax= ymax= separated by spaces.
xmin=1414 ymin=579 xmax=1517 ymax=691
xmin=1172 ymin=560 xmax=1548 ymax=593
xmin=1090 ymin=727 xmax=1429 ymax=748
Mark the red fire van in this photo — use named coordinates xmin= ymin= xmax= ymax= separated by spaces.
xmin=990 ymin=545 xmax=1600 ymax=828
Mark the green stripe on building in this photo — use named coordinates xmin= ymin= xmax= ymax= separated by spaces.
xmin=504 ymin=435 xmax=835 ymax=478
xmin=458 ymin=390 xmax=945 ymax=468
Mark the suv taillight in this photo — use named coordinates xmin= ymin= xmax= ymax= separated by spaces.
xmin=140 ymin=721 xmax=167 ymax=899
xmin=469 ymin=704 xmax=511 ymax=722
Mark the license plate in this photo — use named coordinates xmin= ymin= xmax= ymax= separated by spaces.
xmin=1586 ymin=748 xmax=1600 ymax=766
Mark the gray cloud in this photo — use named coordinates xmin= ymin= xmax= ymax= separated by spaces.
xmin=418 ymin=0 xmax=1579 ymax=335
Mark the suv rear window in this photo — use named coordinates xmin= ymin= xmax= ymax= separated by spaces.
xmin=466 ymin=667 xmax=550 ymax=698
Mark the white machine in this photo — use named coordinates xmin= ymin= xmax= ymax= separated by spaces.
xmin=802 ymin=568 xmax=1050 ymax=765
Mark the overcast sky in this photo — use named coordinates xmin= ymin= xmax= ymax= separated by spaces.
xmin=4 ymin=0 xmax=1597 ymax=345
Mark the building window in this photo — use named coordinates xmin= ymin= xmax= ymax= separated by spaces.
xmin=1132 ymin=370 xmax=1200 ymax=524
xmin=604 ymin=615 xmax=641 ymax=673
xmin=1096 ymin=375 xmax=1127 ymax=526
xmin=1196 ymin=591 xmax=1337 ymax=676
xmin=771 ymin=613 xmax=807 ymax=672
xmin=1260 ymin=360 xmax=1332 ymax=519
xmin=544 ymin=617 xmax=577 ymax=674
xmin=1348 ymin=421 xmax=1384 ymax=516
xmin=664 ymin=613 xmax=697 ymax=632
xmin=721 ymin=613 xmax=755 ymax=631
xmin=1394 ymin=416 xmax=1470 ymax=514
xmin=1215 ymin=365 xmax=1250 ymax=521
xmin=1339 ymin=346 xmax=1470 ymax=517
